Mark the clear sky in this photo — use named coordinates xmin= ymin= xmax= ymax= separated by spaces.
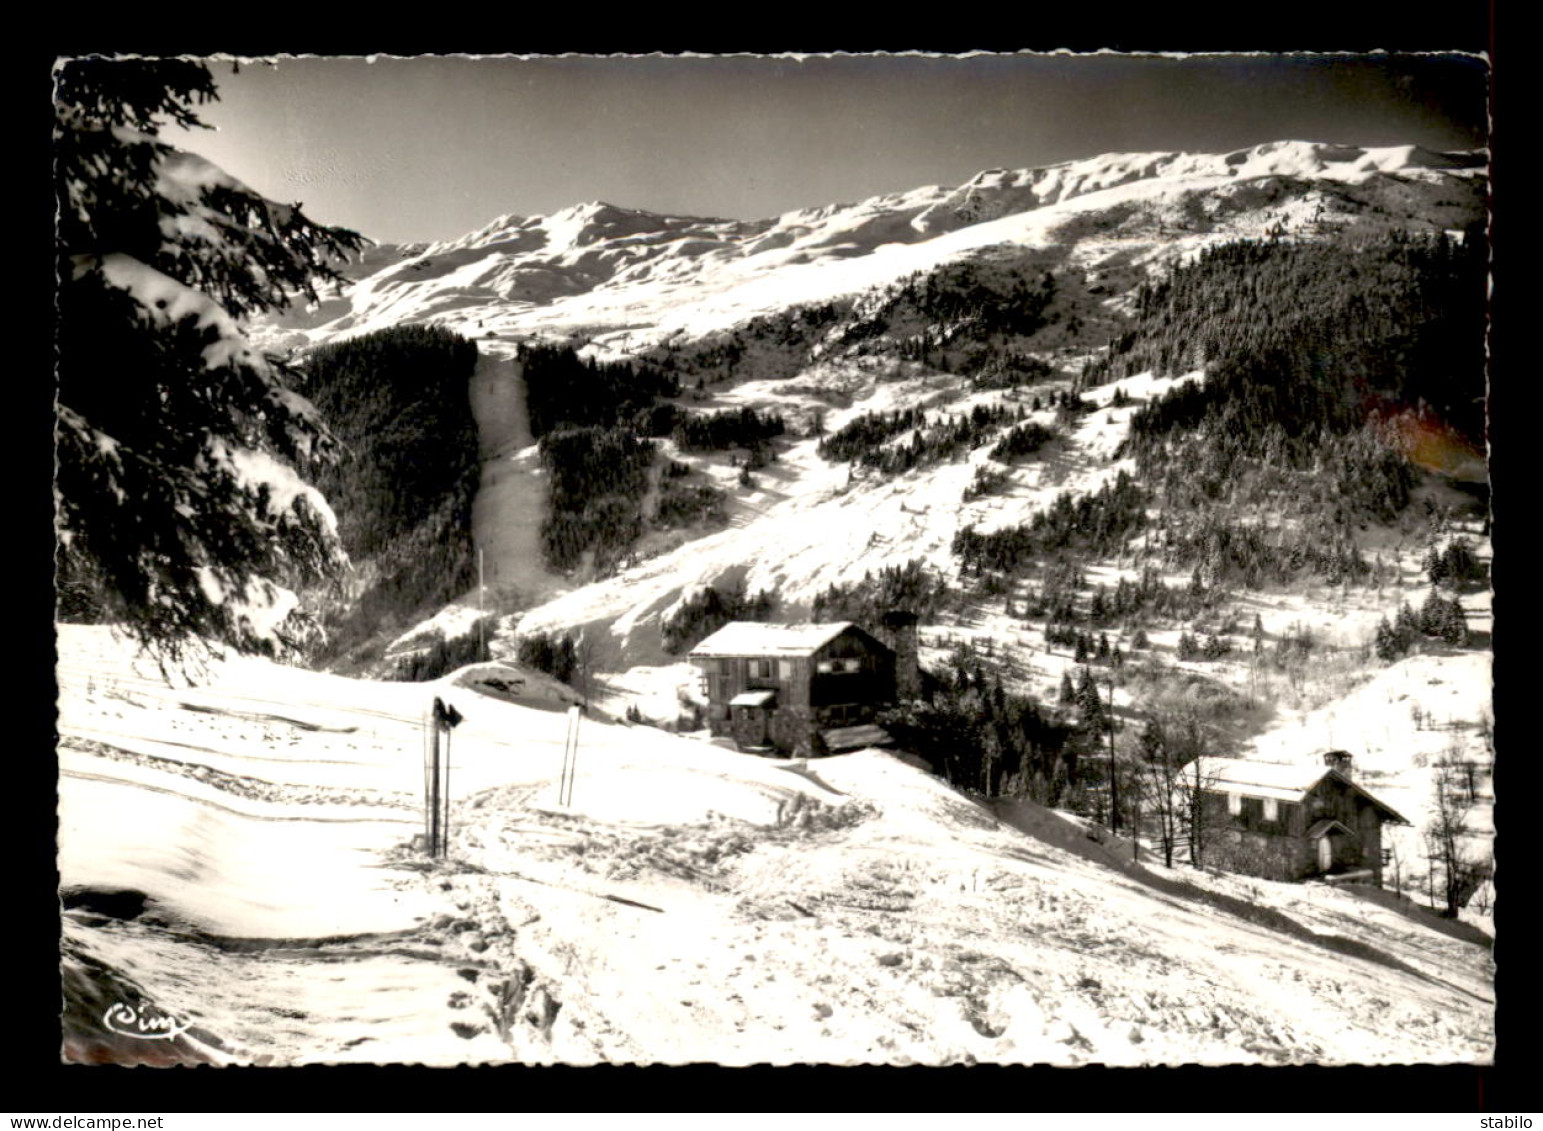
xmin=167 ymin=52 xmax=1490 ymax=245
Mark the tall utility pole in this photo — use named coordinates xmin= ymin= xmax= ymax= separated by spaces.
xmin=478 ymin=546 xmax=486 ymax=661
xmin=1107 ymin=664 xmax=1119 ymax=835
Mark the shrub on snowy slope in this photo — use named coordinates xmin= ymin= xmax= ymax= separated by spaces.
xmin=392 ymin=617 xmax=492 ymax=681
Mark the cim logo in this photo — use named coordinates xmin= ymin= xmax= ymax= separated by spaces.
xmin=102 ymin=1000 xmax=193 ymax=1041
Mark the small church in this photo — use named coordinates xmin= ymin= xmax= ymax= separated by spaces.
xmin=1189 ymin=751 xmax=1410 ymax=886
xmin=688 ymin=614 xmax=920 ymax=756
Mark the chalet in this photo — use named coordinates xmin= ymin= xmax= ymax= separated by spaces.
xmin=687 ymin=617 xmax=918 ymax=756
xmin=1189 ymin=751 xmax=1410 ymax=886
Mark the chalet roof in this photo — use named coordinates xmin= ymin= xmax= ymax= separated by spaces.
xmin=689 ymin=621 xmax=868 ymax=659
xmin=1188 ymin=756 xmax=1411 ymax=824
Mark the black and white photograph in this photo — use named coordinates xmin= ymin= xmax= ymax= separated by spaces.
xmin=52 ymin=49 xmax=1495 ymax=1069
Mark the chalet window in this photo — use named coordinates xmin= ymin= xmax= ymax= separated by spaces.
xmin=748 ymin=659 xmax=773 ymax=679
xmin=717 ymin=659 xmax=733 ymax=676
xmin=778 ymin=660 xmax=794 ymax=680
xmin=1227 ymin=792 xmax=1242 ymax=817
xmin=1263 ymin=798 xmax=1278 ymax=822
xmin=817 ymin=658 xmax=862 ymax=674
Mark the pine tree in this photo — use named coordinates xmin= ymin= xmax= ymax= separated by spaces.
xmin=1439 ymin=597 xmax=1469 ymax=647
xmin=1059 ymin=669 xmax=1076 ymax=706
xmin=1395 ymin=600 xmax=1421 ymax=652
xmin=1090 ymin=585 xmax=1109 ymax=622
xmin=1439 ymin=538 xmax=1483 ymax=589
xmin=1424 ymin=545 xmax=1450 ymax=589
xmin=55 ymin=59 xmax=365 ymax=662
xmin=1075 ymin=665 xmax=1103 ymax=725
xmin=1418 ymin=588 xmax=1447 ymax=636
xmin=1374 ymin=616 xmax=1401 ymax=662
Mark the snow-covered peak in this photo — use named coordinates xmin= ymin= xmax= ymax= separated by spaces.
xmin=910 ymin=140 xmax=1486 ymax=235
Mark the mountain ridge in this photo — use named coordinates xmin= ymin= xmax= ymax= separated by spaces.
xmin=259 ymin=138 xmax=1485 ymax=359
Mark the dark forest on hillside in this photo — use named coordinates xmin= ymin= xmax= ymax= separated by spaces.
xmin=942 ymin=232 xmax=1487 ymax=629
xmin=1096 ymin=233 xmax=1487 ymax=521
xmin=538 ymin=426 xmax=656 ymax=574
xmin=300 ymin=324 xmax=481 ymax=661
xmin=519 ymin=342 xmax=679 ymax=439
xmin=520 ymin=344 xmax=782 ymax=571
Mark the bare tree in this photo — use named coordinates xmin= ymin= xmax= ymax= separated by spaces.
xmin=1179 ymin=716 xmax=1216 ymax=869
xmin=1426 ymin=755 xmax=1491 ymax=917
xmin=1136 ymin=716 xmax=1183 ymax=868
xmin=1136 ymin=710 xmax=1215 ymax=869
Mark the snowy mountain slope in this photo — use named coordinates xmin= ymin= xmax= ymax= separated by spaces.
xmin=254 ymin=140 xmax=1485 ymax=358
xmin=510 ymin=369 xmax=1189 ymax=675
xmin=56 ymin=626 xmax=1493 ymax=1065
xmin=253 ymin=140 xmax=1486 ymax=655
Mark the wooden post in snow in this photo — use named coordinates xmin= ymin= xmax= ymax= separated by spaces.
xmin=427 ymin=711 xmax=441 ymax=856
xmin=426 ymin=697 xmax=464 ymax=858
xmin=559 ymin=704 xmax=582 ymax=806
xmin=423 ymin=703 xmax=434 ymax=851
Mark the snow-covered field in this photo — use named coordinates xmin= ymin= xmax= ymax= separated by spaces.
xmin=57 ymin=625 xmax=1492 ymax=1065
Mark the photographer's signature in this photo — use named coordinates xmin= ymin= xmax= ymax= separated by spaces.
xmin=103 ymin=1001 xmax=193 ymax=1041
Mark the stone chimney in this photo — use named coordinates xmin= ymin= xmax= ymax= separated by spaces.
xmin=881 ymin=610 xmax=921 ymax=702
xmin=1322 ymin=750 xmax=1353 ymax=777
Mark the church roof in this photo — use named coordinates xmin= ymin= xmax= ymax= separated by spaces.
xmin=1187 ymin=756 xmax=1410 ymax=824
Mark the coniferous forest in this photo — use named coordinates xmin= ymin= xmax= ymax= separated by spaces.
xmin=928 ymin=230 xmax=1487 ymax=645
xmin=661 ymin=581 xmax=777 ymax=655
xmin=299 ymin=324 xmax=481 ymax=660
xmin=519 ymin=342 xmax=679 ymax=439
xmin=520 ymin=343 xmax=780 ymax=572
xmin=818 ymin=403 xmax=1029 ymax=475
xmin=1100 ymin=232 xmax=1487 ymax=522
xmin=538 ymin=426 xmax=656 ymax=574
